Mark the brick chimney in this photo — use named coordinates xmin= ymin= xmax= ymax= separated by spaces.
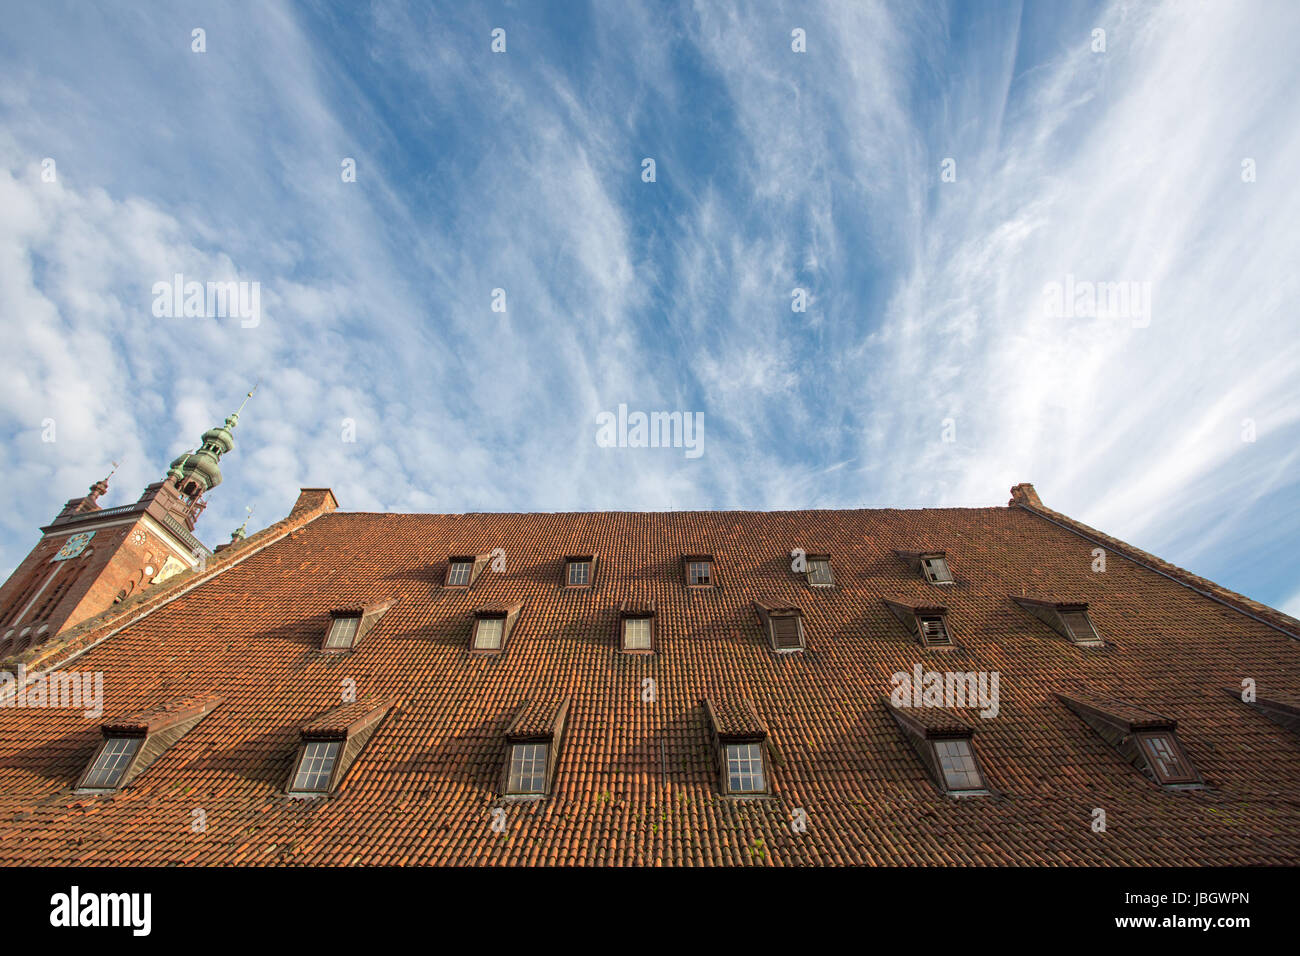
xmin=289 ymin=488 xmax=339 ymax=519
xmin=1009 ymin=483 xmax=1044 ymax=508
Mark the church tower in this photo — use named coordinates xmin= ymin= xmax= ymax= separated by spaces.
xmin=0 ymin=390 xmax=254 ymax=658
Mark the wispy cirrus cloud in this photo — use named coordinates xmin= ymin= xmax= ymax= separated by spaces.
xmin=0 ymin=0 xmax=1295 ymax=612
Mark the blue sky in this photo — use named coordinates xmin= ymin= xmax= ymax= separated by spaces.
xmin=1 ymin=1 xmax=1297 ymax=614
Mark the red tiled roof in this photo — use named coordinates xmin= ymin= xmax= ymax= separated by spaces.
xmin=2 ymin=493 xmax=1300 ymax=866
xmin=703 ymin=698 xmax=766 ymax=739
xmin=300 ymin=698 xmax=394 ymax=740
xmin=505 ymin=698 xmax=569 ymax=740
xmin=102 ymin=695 xmax=224 ymax=736
xmin=882 ymin=697 xmax=976 ymax=738
xmin=1057 ymin=692 xmax=1177 ymax=732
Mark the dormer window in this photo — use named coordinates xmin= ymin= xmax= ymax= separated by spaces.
xmin=725 ymin=742 xmax=766 ymax=793
xmin=921 ymin=555 xmax=953 ymax=584
xmin=934 ymin=739 xmax=982 ymax=790
xmin=882 ymin=696 xmax=989 ymax=796
xmin=883 ymin=600 xmax=954 ymax=648
xmin=320 ymin=599 xmax=396 ymax=653
xmin=474 ymin=617 xmax=504 ymax=650
xmin=1012 ymin=596 xmax=1104 ymax=647
xmin=753 ymin=599 xmax=805 ymax=652
xmin=919 ymin=615 xmax=951 ymax=646
xmin=1059 ymin=609 xmax=1101 ymax=645
xmin=564 ymin=556 xmax=595 ymax=588
xmin=1057 ymin=692 xmax=1203 ymax=789
xmin=444 ymin=554 xmax=490 ymax=588
xmin=81 ymin=737 xmax=143 ymax=790
xmin=506 ymin=743 xmax=547 ymax=794
xmin=470 ymin=601 xmax=523 ymax=655
xmin=623 ymin=617 xmax=652 ymax=650
xmin=446 ymin=561 xmax=473 ymax=586
xmin=1227 ymin=688 xmax=1300 ymax=737
xmin=1138 ymin=732 xmax=1197 ymax=785
xmin=684 ymin=556 xmax=714 ymax=587
xmin=291 ymin=740 xmax=340 ymax=793
xmin=805 ymin=554 xmax=833 ymax=587
xmin=895 ymin=550 xmax=955 ymax=585
xmin=617 ymin=601 xmax=656 ymax=653
xmin=501 ymin=697 xmax=569 ymax=799
xmin=76 ymin=695 xmax=222 ymax=793
xmin=288 ymin=698 xmax=393 ymax=796
xmin=324 ymin=615 xmax=359 ymax=650
xmin=703 ymin=698 xmax=770 ymax=796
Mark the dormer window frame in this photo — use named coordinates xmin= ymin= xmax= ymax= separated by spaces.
xmin=563 ymin=555 xmax=596 ymax=589
xmin=883 ymin=599 xmax=955 ymax=649
xmin=444 ymin=554 xmax=490 ymax=589
xmin=617 ymin=602 xmax=656 ymax=654
xmin=683 ymin=555 xmax=715 ymax=588
xmin=323 ymin=613 xmax=361 ymax=651
xmin=921 ymin=555 xmax=954 ymax=585
xmin=287 ymin=698 xmax=393 ymax=798
xmin=895 ymin=550 xmax=955 ymax=586
xmin=77 ymin=735 xmax=145 ymax=792
xmin=75 ymin=695 xmax=223 ymax=794
xmin=753 ymin=600 xmax=806 ymax=653
xmin=1012 ymin=596 xmax=1104 ymax=647
xmin=804 ymin=553 xmax=834 ymax=588
xmin=320 ymin=599 xmax=396 ymax=653
xmin=882 ymin=696 xmax=990 ymax=797
xmin=1135 ymin=731 xmax=1199 ymax=786
xmin=931 ymin=736 xmax=988 ymax=794
xmin=702 ymin=698 xmax=772 ymax=797
xmin=501 ymin=698 xmax=570 ymax=800
xmin=470 ymin=600 xmax=524 ymax=656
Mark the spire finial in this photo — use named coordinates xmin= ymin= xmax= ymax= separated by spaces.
xmin=231 ymin=505 xmax=255 ymax=541
xmin=230 ymin=382 xmax=258 ymax=425
xmin=88 ymin=457 xmax=121 ymax=503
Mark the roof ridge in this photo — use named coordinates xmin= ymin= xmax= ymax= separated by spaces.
xmin=314 ymin=505 xmax=1008 ymax=518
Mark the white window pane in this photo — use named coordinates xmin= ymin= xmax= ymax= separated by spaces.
xmin=474 ymin=618 xmax=504 ymax=649
xmin=808 ymin=560 xmax=832 ymax=585
xmin=567 ymin=562 xmax=590 ymax=585
xmin=725 ymin=742 xmax=766 ymax=793
xmin=324 ymin=616 xmax=359 ymax=648
xmin=624 ymin=617 xmax=652 ymax=649
xmin=934 ymin=739 xmax=982 ymax=790
xmin=447 ymin=562 xmax=472 ymax=585
xmin=507 ymin=743 xmax=547 ymax=793
xmin=83 ymin=737 xmax=142 ymax=788
xmin=292 ymin=740 xmax=341 ymax=792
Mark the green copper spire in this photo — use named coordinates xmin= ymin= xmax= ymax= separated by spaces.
xmin=168 ymin=386 xmax=256 ymax=501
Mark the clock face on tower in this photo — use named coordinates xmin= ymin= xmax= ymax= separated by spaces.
xmin=53 ymin=531 xmax=95 ymax=561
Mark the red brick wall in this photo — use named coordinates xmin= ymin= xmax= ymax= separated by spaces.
xmin=0 ymin=517 xmax=195 ymax=654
